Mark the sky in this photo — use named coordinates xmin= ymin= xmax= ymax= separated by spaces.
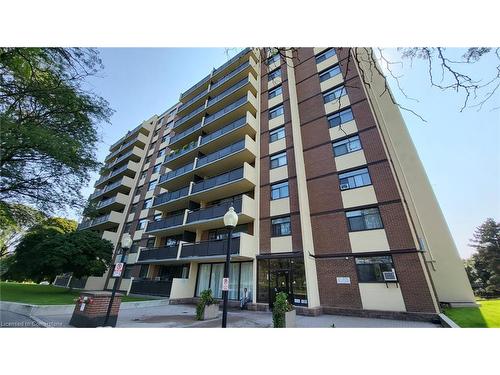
xmin=77 ymin=48 xmax=500 ymax=259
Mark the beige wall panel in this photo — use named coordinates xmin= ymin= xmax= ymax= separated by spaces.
xmin=320 ymin=73 xmax=343 ymax=92
xmin=170 ymin=263 xmax=198 ymax=299
xmin=359 ymin=283 xmax=406 ymax=311
xmin=313 ymin=47 xmax=328 ymax=55
xmin=316 ymin=55 xmax=339 ymax=72
xmin=268 ymin=76 xmax=282 ymax=90
xmin=341 ymin=186 xmax=378 ymax=208
xmin=271 ymin=235 xmax=293 ymax=253
xmin=349 ymin=229 xmax=390 ymax=252
xmin=269 ymin=138 xmax=287 ymax=154
xmin=84 ymin=275 xmax=108 ymax=291
xmin=269 ymin=165 xmax=288 ymax=183
xmin=324 ymin=95 xmax=350 ymax=115
xmin=268 ymin=114 xmax=285 ymax=130
xmin=270 ymin=198 xmax=290 ymax=216
xmin=268 ymin=93 xmax=283 ymax=109
xmin=329 ymin=120 xmax=358 ymax=141
xmin=334 ymin=150 xmax=367 ymax=171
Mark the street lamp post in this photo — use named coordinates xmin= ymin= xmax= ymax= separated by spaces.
xmin=103 ymin=233 xmax=133 ymax=327
xmin=222 ymin=206 xmax=238 ymax=328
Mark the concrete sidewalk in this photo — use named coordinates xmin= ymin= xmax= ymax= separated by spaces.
xmin=35 ymin=303 xmax=440 ymax=328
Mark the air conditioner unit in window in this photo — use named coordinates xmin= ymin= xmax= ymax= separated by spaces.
xmin=383 ymin=270 xmax=397 ymax=282
xmin=340 ymin=183 xmax=350 ymax=190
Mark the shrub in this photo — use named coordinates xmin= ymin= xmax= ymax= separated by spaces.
xmin=196 ymin=289 xmax=217 ymax=320
xmin=272 ymin=292 xmax=293 ymax=328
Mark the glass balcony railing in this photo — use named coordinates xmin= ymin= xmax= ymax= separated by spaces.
xmin=78 ymin=213 xmax=111 ymax=229
xmin=178 ymin=88 xmax=209 ymax=112
xmin=204 ymin=96 xmax=247 ymax=125
xmin=210 ymin=61 xmax=250 ymax=91
xmin=97 ymin=196 xmax=117 ymax=209
xmin=200 ymin=116 xmax=246 ymax=145
xmin=106 ymin=136 xmax=139 ymax=161
xmin=180 ymin=237 xmax=240 ymax=258
xmin=163 ymin=141 xmax=198 ymax=164
xmin=180 ymin=73 xmax=211 ymax=100
xmin=145 ymin=213 xmax=185 ymax=232
xmin=170 ymin=122 xmax=202 ymax=144
xmin=159 ymin=162 xmax=194 ymax=184
xmin=191 ymin=167 xmax=244 ymax=194
xmin=173 ymin=104 xmax=205 ymax=129
xmin=196 ymin=139 xmax=245 ymax=168
xmin=153 ymin=186 xmax=190 ymax=207
xmin=109 ymin=123 xmax=142 ymax=151
xmin=186 ymin=197 xmax=242 ymax=224
xmin=90 ymin=179 xmax=124 ymax=200
xmin=206 ymin=77 xmax=249 ymax=109
xmin=211 ymin=48 xmax=250 ymax=77
xmin=105 ymin=149 xmax=134 ymax=169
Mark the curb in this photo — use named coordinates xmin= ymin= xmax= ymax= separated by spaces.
xmin=0 ymin=298 xmax=170 ymax=317
xmin=438 ymin=313 xmax=460 ymax=328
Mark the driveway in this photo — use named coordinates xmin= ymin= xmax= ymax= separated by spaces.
xmin=34 ymin=303 xmax=440 ymax=328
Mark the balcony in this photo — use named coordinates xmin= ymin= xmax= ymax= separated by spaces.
xmin=96 ymin=192 xmax=128 ymax=213
xmin=180 ymin=73 xmax=211 ymax=102
xmin=177 ymin=88 xmax=209 ymax=115
xmin=205 ymin=74 xmax=257 ymax=115
xmin=209 ymin=58 xmax=256 ymax=96
xmin=129 ymin=279 xmax=173 ymax=297
xmin=173 ymin=104 xmax=206 ymax=133
xmin=202 ymin=91 xmax=257 ymax=134
xmin=106 ymin=132 xmax=148 ymax=162
xmin=137 ymin=244 xmax=180 ymax=263
xmin=199 ymin=112 xmax=257 ymax=153
xmin=169 ymin=121 xmax=202 ymax=148
xmin=163 ymin=139 xmax=200 ymax=169
xmin=189 ymin=162 xmax=256 ymax=203
xmin=210 ymin=48 xmax=253 ymax=83
xmin=195 ymin=135 xmax=256 ymax=176
xmin=104 ymin=146 xmax=143 ymax=171
xmin=78 ymin=210 xmax=123 ymax=231
xmin=183 ymin=194 xmax=256 ymax=232
xmin=158 ymin=161 xmax=195 ymax=191
xmin=94 ymin=161 xmax=138 ymax=189
xmin=178 ymin=233 xmax=256 ymax=260
xmin=89 ymin=176 xmax=134 ymax=201
xmin=152 ymin=185 xmax=191 ymax=212
xmin=144 ymin=212 xmax=187 ymax=236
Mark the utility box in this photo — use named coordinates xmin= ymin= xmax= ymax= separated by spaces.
xmin=69 ymin=291 xmax=122 ymax=328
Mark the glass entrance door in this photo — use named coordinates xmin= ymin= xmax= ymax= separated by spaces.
xmin=270 ymin=270 xmax=292 ymax=307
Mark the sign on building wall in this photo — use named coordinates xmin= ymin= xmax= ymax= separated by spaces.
xmin=336 ymin=277 xmax=351 ymax=284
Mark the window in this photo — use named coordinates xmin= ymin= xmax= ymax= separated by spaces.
xmin=157 ymin=148 xmax=166 ymax=158
xmin=140 ymin=171 xmax=147 ymax=179
xmin=346 ymin=208 xmax=383 ymax=231
xmin=319 ymin=64 xmax=341 ymax=82
xmin=328 ymin=108 xmax=354 ymax=128
xmin=355 ymin=256 xmax=395 ymax=283
xmin=123 ymin=222 xmax=132 ymax=233
xmin=130 ymin=240 xmax=140 ymax=254
xmin=339 ymin=168 xmax=371 ymax=190
xmin=271 ymin=181 xmax=289 ymax=200
xmin=152 ymin=163 xmax=161 ymax=174
xmin=156 ymin=117 xmax=164 ymax=125
xmin=267 ymin=53 xmax=280 ymax=65
xmin=148 ymin=179 xmax=157 ymax=191
xmin=154 ymin=213 xmax=162 ymax=222
xmin=270 ymin=151 xmax=287 ymax=169
xmin=208 ymin=224 xmax=248 ymax=240
xmin=268 ymin=85 xmax=282 ymax=99
xmin=143 ymin=198 xmax=152 ymax=209
xmin=153 ymin=129 xmax=159 ymax=137
xmin=268 ymin=68 xmax=281 ymax=81
xmin=130 ymin=203 xmax=138 ymax=213
xmin=316 ymin=48 xmax=336 ymax=64
xmin=269 ymin=105 xmax=284 ymax=119
xmin=137 ymin=219 xmax=148 ymax=230
xmin=146 ymin=237 xmax=156 ymax=248
xmin=269 ymin=126 xmax=285 ymax=143
xmin=139 ymin=264 xmax=149 ymax=278
xmin=195 ymin=261 xmax=252 ymax=300
xmin=162 ymin=134 xmax=170 ymax=144
xmin=332 ymin=135 xmax=362 ymax=157
xmin=145 ymin=155 xmax=151 ymax=164
xmin=323 ymin=85 xmax=347 ymax=103
xmin=272 ymin=216 xmax=291 ymax=236
xmin=122 ymin=265 xmax=133 ymax=279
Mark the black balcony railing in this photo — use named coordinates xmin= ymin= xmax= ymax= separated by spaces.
xmin=153 ymin=186 xmax=190 ymax=206
xmin=210 ymin=61 xmax=251 ymax=91
xmin=170 ymin=122 xmax=202 ymax=144
xmin=130 ymin=279 xmax=173 ymax=297
xmin=145 ymin=213 xmax=185 ymax=232
xmin=191 ymin=167 xmax=244 ymax=194
xmin=97 ymin=196 xmax=117 ymax=209
xmin=78 ymin=213 xmax=111 ymax=230
xmin=204 ymin=96 xmax=247 ymax=125
xmin=138 ymin=245 xmax=179 ymax=262
xmin=180 ymin=237 xmax=240 ymax=258
xmin=164 ymin=141 xmax=198 ymax=164
xmin=200 ymin=116 xmax=247 ymax=146
xmin=206 ymin=77 xmax=249 ymax=108
xmin=159 ymin=162 xmax=194 ymax=184
xmin=196 ymin=139 xmax=245 ymax=168
xmin=186 ymin=198 xmax=242 ymax=224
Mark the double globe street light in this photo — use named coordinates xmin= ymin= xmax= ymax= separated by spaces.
xmin=221 ymin=206 xmax=238 ymax=328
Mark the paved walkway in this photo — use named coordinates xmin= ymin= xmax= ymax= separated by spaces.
xmin=35 ymin=303 xmax=440 ymax=328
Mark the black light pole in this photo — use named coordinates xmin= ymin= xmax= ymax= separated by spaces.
xmin=104 ymin=233 xmax=132 ymax=327
xmin=222 ymin=206 xmax=238 ymax=328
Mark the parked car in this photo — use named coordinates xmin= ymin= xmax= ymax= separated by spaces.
xmin=39 ymin=281 xmax=50 ymax=285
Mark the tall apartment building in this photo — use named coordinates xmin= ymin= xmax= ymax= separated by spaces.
xmin=77 ymin=47 xmax=476 ymax=319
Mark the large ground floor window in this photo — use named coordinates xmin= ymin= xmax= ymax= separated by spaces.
xmin=195 ymin=261 xmax=253 ymax=300
xmin=257 ymin=256 xmax=308 ymax=307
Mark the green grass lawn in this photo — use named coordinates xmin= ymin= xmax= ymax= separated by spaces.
xmin=444 ymin=299 xmax=500 ymax=328
xmin=0 ymin=282 xmax=152 ymax=305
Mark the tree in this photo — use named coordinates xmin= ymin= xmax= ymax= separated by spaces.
xmin=6 ymin=217 xmax=112 ymax=282
xmin=0 ymin=48 xmax=113 ymax=214
xmin=234 ymin=47 xmax=500 ymax=121
xmin=466 ymin=218 xmax=500 ymax=297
